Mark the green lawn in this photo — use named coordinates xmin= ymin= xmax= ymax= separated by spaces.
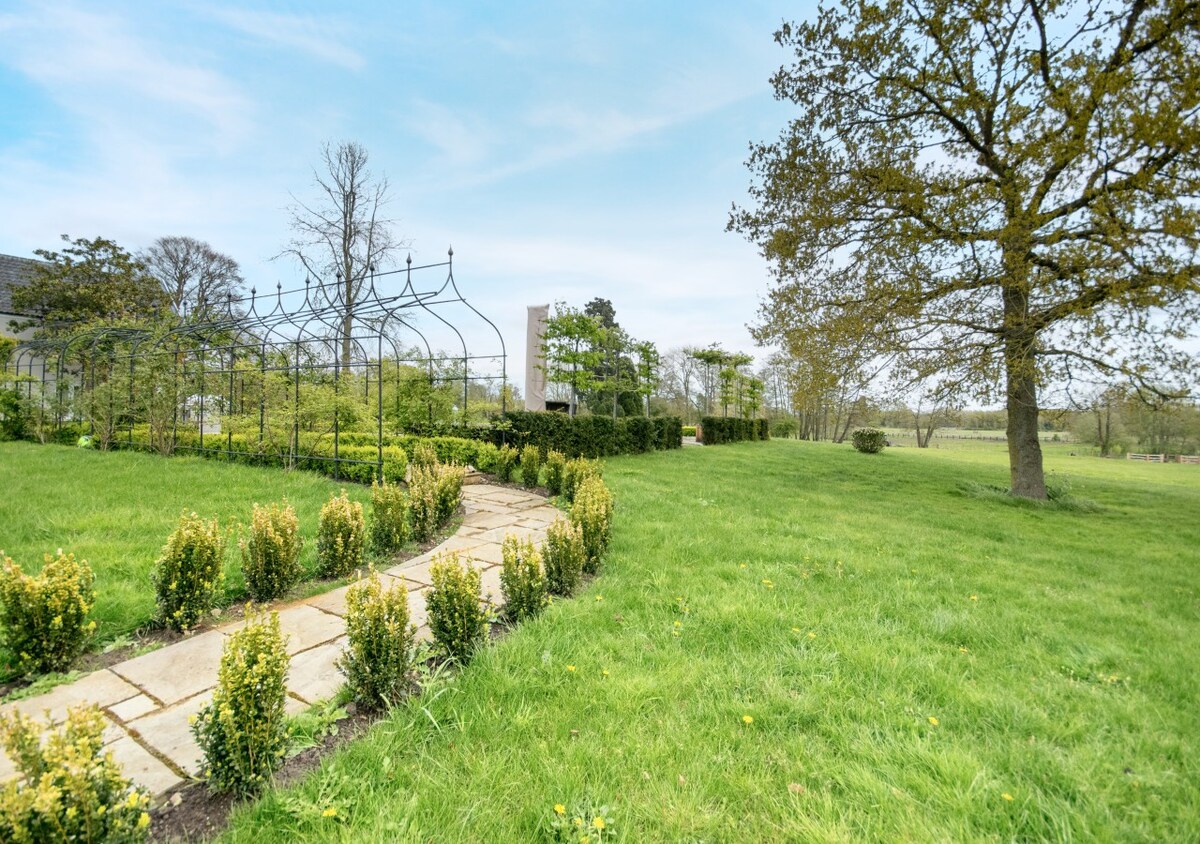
xmin=0 ymin=441 xmax=372 ymax=674
xmin=214 ymin=439 xmax=1200 ymax=842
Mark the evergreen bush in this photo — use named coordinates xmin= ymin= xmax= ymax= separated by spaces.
xmin=152 ymin=512 xmax=225 ymax=632
xmin=192 ymin=610 xmax=289 ymax=796
xmin=851 ymin=428 xmax=888 ymax=454
xmin=316 ymin=490 xmax=366 ymax=577
xmin=520 ymin=444 xmax=542 ymax=488
xmin=240 ymin=501 xmax=303 ymax=602
xmin=0 ymin=551 xmax=96 ymax=675
xmin=0 ymin=705 xmax=151 ymax=842
xmin=339 ymin=569 xmax=416 ymax=706
xmin=499 ymin=535 xmax=547 ymax=622
xmin=368 ymin=480 xmax=409 ymax=556
xmin=541 ymin=519 xmax=585 ymax=597
xmin=425 ymin=552 xmax=487 ymax=662
xmin=570 ymin=476 xmax=614 ymax=575
xmin=542 ymin=450 xmax=567 ymax=496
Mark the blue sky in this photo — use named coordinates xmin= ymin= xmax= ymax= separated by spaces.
xmin=0 ymin=1 xmax=806 ymax=388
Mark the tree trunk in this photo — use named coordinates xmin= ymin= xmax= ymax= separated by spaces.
xmin=1005 ymin=346 xmax=1047 ymax=499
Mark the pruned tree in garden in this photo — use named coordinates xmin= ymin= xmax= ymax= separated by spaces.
xmin=731 ymin=0 xmax=1200 ymax=498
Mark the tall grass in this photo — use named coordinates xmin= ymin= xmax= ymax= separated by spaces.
xmin=215 ymin=440 xmax=1200 ymax=841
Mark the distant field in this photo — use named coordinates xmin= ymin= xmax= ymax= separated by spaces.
xmin=219 ymin=438 xmax=1199 ymax=842
xmin=0 ymin=441 xmax=373 ymax=675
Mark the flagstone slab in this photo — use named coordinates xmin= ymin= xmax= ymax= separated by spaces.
xmin=473 ymin=525 xmax=546 ymax=546
xmin=287 ymin=638 xmax=347 ymax=704
xmin=108 ymin=736 xmax=184 ymax=796
xmin=479 ymin=565 xmax=504 ymax=604
xmin=462 ymin=510 xmax=525 ymax=530
xmin=110 ymin=693 xmax=159 ymax=723
xmin=112 ymin=631 xmax=226 ymax=706
xmin=465 ymin=542 xmax=504 ymax=565
xmin=517 ymin=506 xmax=565 ymax=526
xmin=128 ymin=692 xmax=212 ymax=776
xmin=5 ymin=669 xmax=143 ymax=723
xmin=305 ymin=584 xmax=351 ymax=616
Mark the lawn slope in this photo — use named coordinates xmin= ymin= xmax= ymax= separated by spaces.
xmin=203 ymin=439 xmax=1199 ymax=841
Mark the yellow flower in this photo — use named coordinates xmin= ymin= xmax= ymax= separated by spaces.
xmin=601 ymin=669 xmax=610 ymax=677
xmin=592 ymin=816 xmax=606 ymax=830
xmin=554 ymin=804 xmax=566 ymax=815
xmin=807 ymin=631 xmax=817 ymax=639
xmin=322 ymin=807 xmax=338 ymax=818
xmin=566 ymin=665 xmax=576 ymax=672
xmin=573 ymin=816 xmax=584 ymax=827
xmin=928 ymin=716 xmax=939 ymax=726
xmin=791 ymin=627 xmax=801 ymax=633
xmin=1002 ymin=793 xmax=1014 ymax=802
xmin=187 ymin=714 xmax=198 ymax=725
xmin=673 ymin=620 xmax=682 ymax=628
xmin=594 ymin=595 xmax=604 ymax=602
xmin=580 ymin=837 xmax=591 ymax=844
xmin=958 ymin=646 xmax=969 ymax=653
xmin=739 ymin=563 xmax=747 ymax=569
xmin=137 ymin=812 xmax=150 ymax=829
xmin=969 ymin=595 xmax=978 ymax=601
xmin=742 ymin=714 xmax=754 ymax=725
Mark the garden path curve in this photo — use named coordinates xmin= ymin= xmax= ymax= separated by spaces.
xmin=0 ymin=483 xmax=557 ymax=798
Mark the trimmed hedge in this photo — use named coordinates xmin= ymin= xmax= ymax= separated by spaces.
xmin=498 ymin=411 xmax=683 ymax=458
xmin=699 ymin=417 xmax=770 ymax=445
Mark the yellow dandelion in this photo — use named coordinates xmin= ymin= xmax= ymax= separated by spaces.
xmin=791 ymin=627 xmax=801 ymax=633
xmin=739 ymin=563 xmax=747 ymax=569
xmin=594 ymin=595 xmax=604 ymax=602
xmin=969 ymin=595 xmax=978 ymax=601
xmin=928 ymin=716 xmax=939 ymax=726
xmin=1002 ymin=793 xmax=1014 ymax=802
xmin=566 ymin=664 xmax=576 ymax=672
xmin=807 ymin=631 xmax=817 ymax=639
xmin=958 ymin=646 xmax=969 ymax=653
xmin=554 ymin=804 xmax=566 ymax=815
xmin=601 ymin=669 xmax=610 ymax=677
xmin=742 ymin=714 xmax=754 ymax=725
xmin=673 ymin=620 xmax=682 ymax=628
xmin=592 ymin=816 xmax=606 ymax=830
xmin=322 ymin=807 xmax=338 ymax=818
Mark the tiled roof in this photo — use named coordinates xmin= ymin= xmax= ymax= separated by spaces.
xmin=0 ymin=254 xmax=41 ymax=317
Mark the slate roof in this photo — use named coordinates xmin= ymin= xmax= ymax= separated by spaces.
xmin=0 ymin=254 xmax=41 ymax=317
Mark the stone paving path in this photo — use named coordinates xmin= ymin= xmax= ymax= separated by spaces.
xmin=0 ymin=483 xmax=558 ymax=798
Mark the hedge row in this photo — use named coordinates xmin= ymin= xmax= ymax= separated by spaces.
xmin=498 ymin=411 xmax=683 ymax=458
xmin=699 ymin=417 xmax=770 ymax=445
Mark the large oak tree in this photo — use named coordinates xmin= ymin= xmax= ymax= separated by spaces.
xmin=731 ymin=0 xmax=1200 ymax=498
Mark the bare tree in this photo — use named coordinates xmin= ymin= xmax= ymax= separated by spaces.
xmin=279 ymin=141 xmax=405 ymax=372
xmin=140 ymin=236 xmax=245 ymax=320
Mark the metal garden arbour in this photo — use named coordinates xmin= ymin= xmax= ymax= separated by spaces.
xmin=5 ymin=250 xmax=507 ymax=482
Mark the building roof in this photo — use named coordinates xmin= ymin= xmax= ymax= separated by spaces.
xmin=0 ymin=254 xmax=41 ymax=317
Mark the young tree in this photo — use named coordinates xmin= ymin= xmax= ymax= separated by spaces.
xmin=280 ymin=141 xmax=405 ymax=372
xmin=539 ymin=303 xmax=604 ymax=416
xmin=11 ymin=236 xmax=171 ymax=334
xmin=633 ymin=340 xmax=660 ymax=418
xmin=731 ymin=0 xmax=1200 ymax=498
xmin=140 ymin=236 xmax=245 ymax=320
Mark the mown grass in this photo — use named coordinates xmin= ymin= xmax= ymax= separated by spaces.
xmin=0 ymin=441 xmax=373 ymax=674
xmin=215 ymin=439 xmax=1200 ymax=842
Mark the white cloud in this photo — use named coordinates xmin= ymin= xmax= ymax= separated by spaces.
xmin=202 ymin=7 xmax=366 ymax=71
xmin=1 ymin=4 xmax=251 ymax=148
